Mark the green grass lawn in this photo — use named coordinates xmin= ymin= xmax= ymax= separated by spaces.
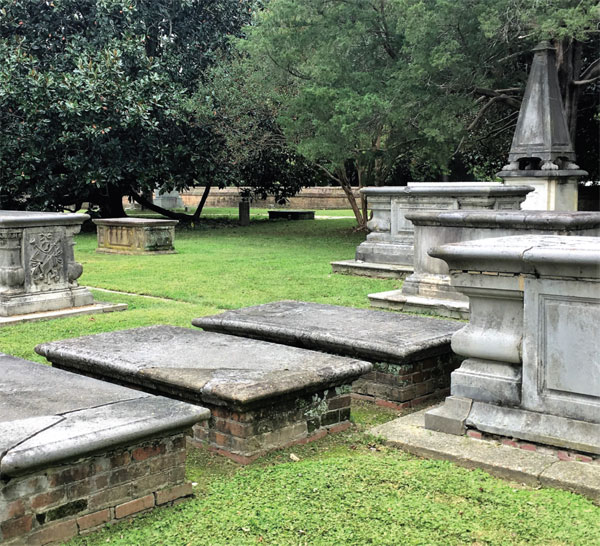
xmin=2 ymin=216 xmax=599 ymax=545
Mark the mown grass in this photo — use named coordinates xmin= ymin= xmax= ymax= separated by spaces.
xmin=2 ymin=216 xmax=599 ymax=545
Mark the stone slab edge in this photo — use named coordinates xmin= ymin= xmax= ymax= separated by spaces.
xmin=370 ymin=408 xmax=600 ymax=504
xmin=1 ymin=399 xmax=209 ymax=478
xmin=331 ymin=260 xmax=413 ymax=279
xmin=0 ymin=302 xmax=127 ymax=326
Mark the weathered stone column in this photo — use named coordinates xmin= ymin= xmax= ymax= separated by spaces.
xmin=425 ymin=235 xmax=600 ymax=454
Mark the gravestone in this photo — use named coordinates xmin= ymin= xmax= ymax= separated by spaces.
xmin=369 ymin=210 xmax=600 ymax=318
xmin=424 ymin=235 xmax=600 ymax=454
xmin=0 ymin=354 xmax=208 ymax=544
xmin=331 ymin=184 xmax=532 ymax=279
xmin=153 ymin=189 xmax=184 ymax=210
xmin=498 ymin=42 xmax=587 ymax=210
xmin=193 ymin=301 xmax=462 ymax=408
xmin=37 ymin=326 xmax=371 ymax=463
xmin=94 ymin=217 xmax=178 ymax=254
xmin=0 ymin=211 xmax=126 ymax=323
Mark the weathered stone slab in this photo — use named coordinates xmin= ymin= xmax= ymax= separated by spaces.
xmin=424 ymin=234 xmax=600 ymax=455
xmin=193 ymin=301 xmax=463 ymax=407
xmin=268 ymin=210 xmax=315 ymax=220
xmin=369 ymin=210 xmax=600 ymax=318
xmin=36 ymin=326 xmax=371 ymax=461
xmin=94 ymin=217 xmax=178 ymax=254
xmin=0 ymin=211 xmax=95 ymax=317
xmin=0 ymin=353 xmax=208 ymax=544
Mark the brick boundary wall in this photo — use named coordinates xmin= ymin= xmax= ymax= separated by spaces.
xmin=192 ymin=386 xmax=353 ymax=464
xmin=0 ymin=432 xmax=193 ymax=545
xmin=351 ymin=353 xmax=463 ymax=411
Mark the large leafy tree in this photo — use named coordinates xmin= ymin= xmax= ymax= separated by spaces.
xmin=0 ymin=0 xmax=252 ymax=217
xmin=235 ymin=0 xmax=599 ymax=227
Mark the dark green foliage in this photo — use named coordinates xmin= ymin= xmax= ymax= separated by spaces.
xmin=0 ymin=0 xmax=251 ymax=215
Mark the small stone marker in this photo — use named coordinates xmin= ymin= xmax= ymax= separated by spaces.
xmin=36 ymin=326 xmax=371 ymax=463
xmin=424 ymin=234 xmax=600 ymax=455
xmin=193 ymin=301 xmax=462 ymax=408
xmin=0 ymin=353 xmax=208 ymax=544
xmin=268 ymin=210 xmax=315 ymax=220
xmin=94 ymin=217 xmax=178 ymax=254
xmin=0 ymin=210 xmax=126 ymax=324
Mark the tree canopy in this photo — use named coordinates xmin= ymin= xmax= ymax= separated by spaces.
xmin=0 ymin=0 xmax=255 ymax=217
xmin=232 ymin=0 xmax=599 ymax=226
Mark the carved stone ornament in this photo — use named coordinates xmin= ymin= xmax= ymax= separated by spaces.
xmin=28 ymin=232 xmax=64 ymax=285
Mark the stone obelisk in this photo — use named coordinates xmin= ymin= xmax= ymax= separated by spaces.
xmin=498 ymin=41 xmax=587 ymax=210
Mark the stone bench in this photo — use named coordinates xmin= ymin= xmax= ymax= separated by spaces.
xmin=0 ymin=354 xmax=208 ymax=545
xmin=36 ymin=326 xmax=371 ymax=464
xmin=369 ymin=210 xmax=600 ymax=318
xmin=93 ymin=217 xmax=178 ymax=254
xmin=192 ymin=301 xmax=462 ymax=410
xmin=268 ymin=210 xmax=315 ymax=220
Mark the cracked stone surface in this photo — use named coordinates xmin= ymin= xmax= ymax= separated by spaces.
xmin=192 ymin=301 xmax=461 ymax=364
xmin=0 ymin=353 xmax=209 ymax=477
xmin=36 ymin=326 xmax=372 ymax=408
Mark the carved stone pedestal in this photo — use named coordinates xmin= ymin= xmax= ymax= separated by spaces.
xmin=335 ymin=184 xmax=531 ymax=280
xmin=369 ymin=210 xmax=600 ymax=318
xmin=94 ymin=217 xmax=178 ymax=254
xmin=424 ymin=235 xmax=600 ymax=455
xmin=0 ymin=211 xmax=126 ymax=323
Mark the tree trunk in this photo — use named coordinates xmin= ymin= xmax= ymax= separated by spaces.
xmin=96 ymin=187 xmax=126 ymax=217
xmin=337 ymin=167 xmax=365 ymax=229
xmin=193 ymin=183 xmax=212 ymax=220
xmin=556 ymin=38 xmax=582 ymax=143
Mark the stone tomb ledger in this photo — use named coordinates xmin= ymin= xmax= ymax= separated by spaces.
xmin=0 ymin=354 xmax=208 ymax=545
xmin=94 ymin=217 xmax=178 ymax=254
xmin=37 ymin=326 xmax=371 ymax=464
xmin=193 ymin=301 xmax=462 ymax=409
xmin=0 ymin=211 xmax=126 ymax=323
xmin=369 ymin=210 xmax=600 ymax=319
xmin=424 ymin=235 xmax=600 ymax=455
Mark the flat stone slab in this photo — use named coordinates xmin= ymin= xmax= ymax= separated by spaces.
xmin=371 ymin=407 xmax=600 ymax=504
xmin=36 ymin=325 xmax=371 ymax=409
xmin=330 ymin=260 xmax=412 ymax=279
xmin=192 ymin=301 xmax=462 ymax=364
xmin=0 ymin=302 xmax=127 ymax=327
xmin=268 ymin=210 xmax=315 ymax=220
xmin=0 ymin=354 xmax=209 ymax=477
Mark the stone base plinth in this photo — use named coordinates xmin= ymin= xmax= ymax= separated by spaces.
xmin=368 ymin=289 xmax=469 ymax=320
xmin=330 ymin=260 xmax=412 ymax=279
xmin=93 ymin=218 xmax=178 ymax=254
xmin=0 ymin=286 xmax=94 ymax=317
xmin=0 ymin=302 xmax=127 ymax=326
xmin=498 ymin=170 xmax=586 ymax=211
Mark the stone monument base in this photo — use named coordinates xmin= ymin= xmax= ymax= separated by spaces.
xmin=368 ymin=289 xmax=469 ymax=320
xmin=0 ymin=301 xmax=127 ymax=327
xmin=330 ymin=260 xmax=412 ymax=279
xmin=426 ymin=396 xmax=600 ymax=455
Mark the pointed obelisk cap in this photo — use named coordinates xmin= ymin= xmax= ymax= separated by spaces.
xmin=503 ymin=41 xmax=578 ymax=171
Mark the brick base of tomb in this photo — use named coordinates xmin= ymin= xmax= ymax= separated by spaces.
xmin=351 ymin=354 xmax=461 ymax=410
xmin=192 ymin=387 xmax=353 ymax=464
xmin=0 ymin=432 xmax=193 ymax=545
